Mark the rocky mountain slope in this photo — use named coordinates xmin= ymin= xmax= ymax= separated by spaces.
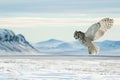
xmin=0 ymin=29 xmax=37 ymax=54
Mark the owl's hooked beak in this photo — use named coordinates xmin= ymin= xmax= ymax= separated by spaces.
xmin=74 ymin=37 xmax=78 ymax=39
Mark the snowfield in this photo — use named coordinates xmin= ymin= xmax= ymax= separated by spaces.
xmin=0 ymin=57 xmax=120 ymax=80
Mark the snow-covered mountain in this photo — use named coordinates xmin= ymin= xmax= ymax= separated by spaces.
xmin=34 ymin=39 xmax=63 ymax=48
xmin=0 ymin=29 xmax=37 ymax=54
xmin=34 ymin=39 xmax=120 ymax=55
xmin=97 ymin=40 xmax=120 ymax=50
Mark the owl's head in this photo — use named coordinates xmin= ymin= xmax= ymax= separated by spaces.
xmin=74 ymin=31 xmax=84 ymax=40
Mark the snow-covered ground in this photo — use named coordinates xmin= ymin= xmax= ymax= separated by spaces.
xmin=0 ymin=58 xmax=120 ymax=80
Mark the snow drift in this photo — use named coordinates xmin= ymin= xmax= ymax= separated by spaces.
xmin=0 ymin=59 xmax=119 ymax=80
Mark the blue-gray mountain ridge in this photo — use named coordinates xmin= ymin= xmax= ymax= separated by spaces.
xmin=34 ymin=39 xmax=120 ymax=55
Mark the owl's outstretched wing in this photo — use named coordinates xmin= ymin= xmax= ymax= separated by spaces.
xmin=85 ymin=18 xmax=113 ymax=41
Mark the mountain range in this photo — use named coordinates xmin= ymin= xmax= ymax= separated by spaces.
xmin=0 ymin=29 xmax=119 ymax=55
xmin=33 ymin=39 xmax=120 ymax=55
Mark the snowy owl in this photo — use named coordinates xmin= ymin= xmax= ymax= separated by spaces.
xmin=74 ymin=18 xmax=114 ymax=55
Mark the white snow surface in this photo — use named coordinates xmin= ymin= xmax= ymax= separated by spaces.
xmin=0 ymin=58 xmax=119 ymax=80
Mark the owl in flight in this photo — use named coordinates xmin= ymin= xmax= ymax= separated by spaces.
xmin=74 ymin=18 xmax=114 ymax=54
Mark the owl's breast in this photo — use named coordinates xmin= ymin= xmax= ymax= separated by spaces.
xmin=82 ymin=37 xmax=92 ymax=47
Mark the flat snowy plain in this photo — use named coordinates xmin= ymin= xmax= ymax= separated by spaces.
xmin=0 ymin=55 xmax=120 ymax=80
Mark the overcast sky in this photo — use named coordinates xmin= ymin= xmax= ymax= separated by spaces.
xmin=0 ymin=0 xmax=120 ymax=42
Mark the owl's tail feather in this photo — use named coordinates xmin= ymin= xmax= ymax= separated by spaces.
xmin=88 ymin=43 xmax=99 ymax=55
